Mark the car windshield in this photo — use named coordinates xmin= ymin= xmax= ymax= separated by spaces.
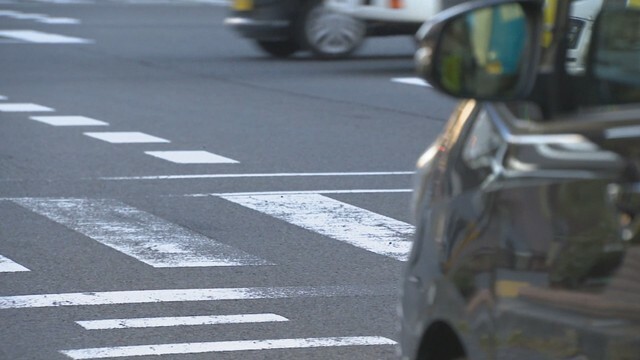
xmin=565 ymin=0 xmax=640 ymax=108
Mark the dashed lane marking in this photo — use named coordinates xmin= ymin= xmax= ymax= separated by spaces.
xmin=76 ymin=313 xmax=289 ymax=330
xmin=84 ymin=131 xmax=170 ymax=143
xmin=0 ymin=103 xmax=54 ymax=112
xmin=30 ymin=115 xmax=109 ymax=126
xmin=0 ymin=254 xmax=29 ymax=272
xmin=0 ymin=30 xmax=91 ymax=43
xmin=219 ymin=193 xmax=413 ymax=261
xmin=0 ymin=285 xmax=393 ymax=309
xmin=10 ymin=198 xmax=272 ymax=268
xmin=60 ymin=336 xmax=396 ymax=359
xmin=145 ymin=150 xmax=239 ymax=164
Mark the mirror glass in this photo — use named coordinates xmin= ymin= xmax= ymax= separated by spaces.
xmin=435 ymin=3 xmax=529 ymax=98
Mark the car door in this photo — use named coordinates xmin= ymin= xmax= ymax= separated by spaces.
xmin=478 ymin=102 xmax=640 ymax=359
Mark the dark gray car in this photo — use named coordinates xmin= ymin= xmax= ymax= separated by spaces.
xmin=400 ymin=0 xmax=640 ymax=359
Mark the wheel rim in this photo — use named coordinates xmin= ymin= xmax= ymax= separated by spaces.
xmin=305 ymin=6 xmax=365 ymax=55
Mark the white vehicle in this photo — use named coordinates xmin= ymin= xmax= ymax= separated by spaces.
xmin=325 ymin=0 xmax=442 ymax=37
xmin=566 ymin=0 xmax=604 ymax=74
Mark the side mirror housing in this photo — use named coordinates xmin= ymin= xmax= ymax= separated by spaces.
xmin=415 ymin=0 xmax=543 ymax=101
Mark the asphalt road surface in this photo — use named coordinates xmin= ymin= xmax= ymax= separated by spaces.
xmin=0 ymin=1 xmax=457 ymax=359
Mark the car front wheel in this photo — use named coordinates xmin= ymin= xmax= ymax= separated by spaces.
xmin=297 ymin=0 xmax=365 ymax=59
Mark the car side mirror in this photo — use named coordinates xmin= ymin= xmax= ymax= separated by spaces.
xmin=415 ymin=0 xmax=543 ymax=101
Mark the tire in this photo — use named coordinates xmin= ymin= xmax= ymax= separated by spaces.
xmin=255 ymin=40 xmax=300 ymax=58
xmin=297 ymin=0 xmax=365 ymax=59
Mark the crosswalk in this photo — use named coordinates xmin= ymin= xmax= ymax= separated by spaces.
xmin=5 ymin=194 xmax=412 ymax=268
xmin=0 ymin=194 xmax=409 ymax=358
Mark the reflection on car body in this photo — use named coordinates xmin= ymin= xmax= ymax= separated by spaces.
xmin=400 ymin=0 xmax=640 ymax=359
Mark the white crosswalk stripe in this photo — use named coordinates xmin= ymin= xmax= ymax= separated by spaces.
xmin=75 ymin=313 xmax=289 ymax=329
xmin=219 ymin=193 xmax=413 ymax=261
xmin=0 ymin=285 xmax=392 ymax=309
xmin=10 ymin=198 xmax=272 ymax=267
xmin=60 ymin=336 xmax=396 ymax=359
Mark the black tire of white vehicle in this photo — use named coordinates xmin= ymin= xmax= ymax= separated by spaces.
xmin=296 ymin=0 xmax=366 ymax=59
xmin=255 ymin=40 xmax=300 ymax=58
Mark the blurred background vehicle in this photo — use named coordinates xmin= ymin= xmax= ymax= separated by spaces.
xmin=566 ymin=0 xmax=604 ymax=74
xmin=324 ymin=0 xmax=442 ymax=38
xmin=224 ymin=0 xmax=366 ymax=59
xmin=400 ymin=0 xmax=640 ymax=359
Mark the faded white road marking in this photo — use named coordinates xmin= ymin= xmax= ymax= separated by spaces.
xmin=391 ymin=77 xmax=431 ymax=87
xmin=0 ymin=30 xmax=91 ymax=43
xmin=0 ymin=254 xmax=29 ymax=272
xmin=60 ymin=336 xmax=396 ymax=359
xmin=0 ymin=285 xmax=391 ymax=309
xmin=76 ymin=313 xmax=288 ymax=330
xmin=84 ymin=132 xmax=169 ymax=143
xmin=0 ymin=103 xmax=54 ymax=112
xmin=145 ymin=151 xmax=239 ymax=164
xmin=11 ymin=198 xmax=270 ymax=267
xmin=219 ymin=194 xmax=413 ymax=261
xmin=30 ymin=116 xmax=108 ymax=126
xmin=100 ymin=171 xmax=413 ymax=181
xmin=0 ymin=95 xmax=7 ymax=100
